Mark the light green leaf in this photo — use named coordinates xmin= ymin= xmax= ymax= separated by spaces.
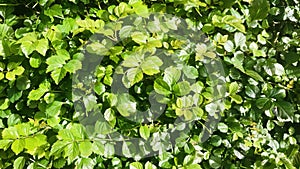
xmin=0 ymin=140 xmax=13 ymax=150
xmin=11 ymin=139 xmax=25 ymax=155
xmin=2 ymin=127 xmax=19 ymax=139
xmin=70 ymin=123 xmax=86 ymax=140
xmin=12 ymin=66 xmax=25 ymax=76
xmin=131 ymin=32 xmax=148 ymax=44
xmin=13 ymin=156 xmax=25 ymax=169
xmin=141 ymin=56 xmax=163 ymax=75
xmin=173 ymin=81 xmax=191 ymax=96
xmin=46 ymin=101 xmax=63 ymax=117
xmin=6 ymin=71 xmax=15 ymax=81
xmin=46 ymin=56 xmax=66 ymax=73
xmin=145 ymin=161 xmax=157 ymax=169
xmin=130 ymin=162 xmax=143 ymax=169
xmin=229 ymin=82 xmax=239 ymax=95
xmin=154 ymin=78 xmax=171 ymax=95
xmin=28 ymin=88 xmax=47 ymax=101
xmin=139 ymin=125 xmax=150 ymax=140
xmin=35 ymin=39 xmax=49 ymax=56
xmin=131 ymin=1 xmax=149 ymax=17
xmin=231 ymin=51 xmax=245 ymax=72
xmin=79 ymin=141 xmax=93 ymax=157
xmin=50 ymin=68 xmax=67 ymax=84
xmin=245 ymin=70 xmax=264 ymax=82
xmin=119 ymin=25 xmax=134 ymax=39
xmin=64 ymin=59 xmax=82 ymax=73
xmin=50 ymin=140 xmax=69 ymax=156
xmin=183 ymin=65 xmax=198 ymax=79
xmin=29 ymin=53 xmax=42 ymax=68
xmin=123 ymin=68 xmax=143 ymax=87
xmin=122 ymin=54 xmax=142 ymax=67
xmin=217 ymin=123 xmax=228 ymax=133
xmin=230 ymin=94 xmax=243 ymax=104
xmin=163 ymin=66 xmax=181 ymax=86
xmin=0 ymin=98 xmax=10 ymax=110
xmin=64 ymin=142 xmax=80 ymax=163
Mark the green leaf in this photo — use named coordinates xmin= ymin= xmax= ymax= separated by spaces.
xmin=50 ymin=68 xmax=67 ymax=84
xmin=231 ymin=51 xmax=245 ymax=72
xmin=224 ymin=40 xmax=234 ymax=52
xmin=249 ymin=0 xmax=270 ymax=20
xmin=29 ymin=53 xmax=42 ymax=68
xmin=275 ymin=101 xmax=296 ymax=122
xmin=154 ymin=78 xmax=171 ymax=95
xmin=116 ymin=94 xmax=136 ymax=117
xmin=186 ymin=164 xmax=202 ymax=169
xmin=145 ymin=161 xmax=157 ymax=169
xmin=131 ymin=1 xmax=149 ymax=17
xmin=119 ymin=25 xmax=134 ymax=39
xmin=0 ymin=98 xmax=10 ymax=110
xmin=122 ymin=54 xmax=142 ymax=67
xmin=64 ymin=59 xmax=82 ymax=73
xmin=64 ymin=142 xmax=80 ymax=163
xmin=35 ymin=39 xmax=49 ymax=56
xmin=28 ymin=88 xmax=47 ymax=101
xmin=234 ymin=32 xmax=246 ymax=48
xmin=50 ymin=140 xmax=69 ymax=156
xmin=139 ymin=125 xmax=150 ymax=140
xmin=123 ymin=67 xmax=143 ymax=87
xmin=70 ymin=123 xmax=86 ymax=140
xmin=141 ymin=56 xmax=163 ymax=75
xmin=2 ymin=127 xmax=19 ymax=139
xmin=46 ymin=101 xmax=63 ymax=117
xmin=131 ymin=32 xmax=148 ymax=44
xmin=6 ymin=71 xmax=15 ymax=81
xmin=183 ymin=65 xmax=198 ymax=79
xmin=46 ymin=56 xmax=66 ymax=73
xmin=0 ymin=140 xmax=13 ymax=150
xmin=223 ymin=15 xmax=245 ymax=33
xmin=44 ymin=4 xmax=63 ymax=21
xmin=245 ymin=69 xmax=264 ymax=82
xmin=12 ymin=66 xmax=25 ymax=76
xmin=163 ymin=66 xmax=181 ymax=86
xmin=76 ymin=158 xmax=96 ymax=169
xmin=130 ymin=162 xmax=143 ymax=169
xmin=13 ymin=156 xmax=25 ymax=169
xmin=173 ymin=81 xmax=191 ymax=96
xmin=217 ymin=123 xmax=228 ymax=133
xmin=229 ymin=82 xmax=239 ymax=95
xmin=230 ymin=94 xmax=243 ymax=104
xmin=11 ymin=139 xmax=25 ymax=155
xmin=79 ymin=141 xmax=93 ymax=157
xmin=209 ymin=156 xmax=222 ymax=168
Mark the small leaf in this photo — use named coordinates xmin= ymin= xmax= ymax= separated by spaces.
xmin=183 ymin=65 xmax=198 ymax=79
xmin=35 ymin=39 xmax=49 ymax=56
xmin=64 ymin=59 xmax=82 ymax=73
xmin=217 ymin=123 xmax=228 ymax=133
xmin=245 ymin=70 xmax=264 ymax=82
xmin=141 ymin=56 xmax=163 ymax=75
xmin=130 ymin=162 xmax=143 ymax=169
xmin=229 ymin=82 xmax=239 ymax=95
xmin=11 ymin=139 xmax=25 ymax=155
xmin=13 ymin=156 xmax=25 ymax=169
xmin=154 ymin=78 xmax=171 ymax=95
xmin=50 ymin=68 xmax=67 ymax=84
xmin=173 ymin=81 xmax=191 ymax=96
xmin=224 ymin=40 xmax=234 ymax=52
xmin=79 ymin=141 xmax=93 ymax=157
xmin=139 ymin=125 xmax=150 ymax=140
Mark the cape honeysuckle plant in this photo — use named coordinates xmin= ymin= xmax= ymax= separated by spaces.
xmin=0 ymin=0 xmax=299 ymax=168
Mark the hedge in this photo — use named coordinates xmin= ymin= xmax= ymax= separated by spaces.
xmin=0 ymin=0 xmax=299 ymax=168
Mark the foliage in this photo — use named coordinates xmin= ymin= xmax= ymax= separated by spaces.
xmin=0 ymin=0 xmax=299 ymax=168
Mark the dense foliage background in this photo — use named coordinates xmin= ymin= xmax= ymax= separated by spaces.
xmin=0 ymin=0 xmax=299 ymax=168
